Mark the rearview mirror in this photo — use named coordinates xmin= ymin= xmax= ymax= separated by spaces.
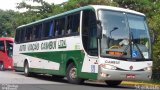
xmin=97 ymin=20 xmax=102 ymax=39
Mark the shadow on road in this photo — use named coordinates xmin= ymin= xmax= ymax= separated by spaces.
xmin=17 ymin=72 xmax=135 ymax=89
xmin=82 ymin=83 xmax=135 ymax=89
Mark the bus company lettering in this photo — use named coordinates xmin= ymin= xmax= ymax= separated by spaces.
xmin=19 ymin=40 xmax=67 ymax=51
xmin=28 ymin=43 xmax=39 ymax=51
xmin=19 ymin=45 xmax=26 ymax=51
xmin=41 ymin=41 xmax=56 ymax=50
xmin=58 ymin=40 xmax=66 ymax=49
xmin=105 ymin=60 xmax=120 ymax=64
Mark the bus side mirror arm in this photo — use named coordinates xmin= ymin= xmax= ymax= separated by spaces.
xmin=97 ymin=20 xmax=102 ymax=39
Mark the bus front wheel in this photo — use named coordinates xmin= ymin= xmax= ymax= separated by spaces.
xmin=105 ymin=80 xmax=122 ymax=87
xmin=66 ymin=63 xmax=84 ymax=84
xmin=0 ymin=62 xmax=4 ymax=71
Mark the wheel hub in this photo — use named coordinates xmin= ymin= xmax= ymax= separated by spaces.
xmin=70 ymin=68 xmax=77 ymax=79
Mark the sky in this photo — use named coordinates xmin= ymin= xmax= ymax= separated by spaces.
xmin=0 ymin=0 xmax=68 ymax=11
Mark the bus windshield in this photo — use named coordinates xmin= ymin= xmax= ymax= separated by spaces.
xmin=99 ymin=10 xmax=151 ymax=60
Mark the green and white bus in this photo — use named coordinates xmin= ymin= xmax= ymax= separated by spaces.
xmin=13 ymin=5 xmax=153 ymax=86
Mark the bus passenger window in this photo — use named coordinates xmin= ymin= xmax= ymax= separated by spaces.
xmin=67 ymin=13 xmax=80 ymax=35
xmin=55 ymin=30 xmax=58 ymax=36
xmin=15 ymin=29 xmax=20 ymax=43
xmin=32 ymin=27 xmax=36 ymax=40
xmin=20 ymin=28 xmax=26 ymax=43
xmin=62 ymin=29 xmax=65 ymax=35
xmin=26 ymin=27 xmax=33 ymax=41
xmin=72 ymin=14 xmax=80 ymax=33
xmin=43 ymin=22 xmax=50 ymax=38
xmin=54 ymin=20 xmax=59 ymax=36
xmin=49 ymin=21 xmax=53 ymax=37
xmin=54 ymin=18 xmax=65 ymax=36
xmin=67 ymin=16 xmax=72 ymax=34
xmin=34 ymin=24 xmax=42 ymax=40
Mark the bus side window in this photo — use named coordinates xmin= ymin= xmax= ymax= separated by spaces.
xmin=32 ymin=26 xmax=37 ymax=40
xmin=49 ymin=21 xmax=53 ymax=37
xmin=20 ymin=28 xmax=26 ymax=43
xmin=67 ymin=13 xmax=80 ymax=35
xmin=52 ymin=20 xmax=55 ymax=37
xmin=15 ymin=29 xmax=20 ymax=43
xmin=72 ymin=13 xmax=80 ymax=34
xmin=54 ymin=20 xmax=59 ymax=37
xmin=26 ymin=27 xmax=33 ymax=41
xmin=0 ymin=41 xmax=5 ymax=52
xmin=54 ymin=18 xmax=65 ymax=37
xmin=67 ymin=15 xmax=72 ymax=35
xmin=33 ymin=24 xmax=42 ymax=40
xmin=43 ymin=22 xmax=50 ymax=38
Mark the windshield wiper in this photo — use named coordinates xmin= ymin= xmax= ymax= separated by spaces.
xmin=121 ymin=32 xmax=144 ymax=59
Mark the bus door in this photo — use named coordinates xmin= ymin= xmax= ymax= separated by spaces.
xmin=81 ymin=10 xmax=99 ymax=78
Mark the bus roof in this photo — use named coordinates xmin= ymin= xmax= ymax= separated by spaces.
xmin=17 ymin=5 xmax=145 ymax=29
xmin=0 ymin=37 xmax=14 ymax=41
xmin=91 ymin=5 xmax=145 ymax=16
xmin=17 ymin=5 xmax=93 ymax=29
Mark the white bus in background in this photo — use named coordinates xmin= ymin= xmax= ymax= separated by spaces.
xmin=13 ymin=5 xmax=153 ymax=86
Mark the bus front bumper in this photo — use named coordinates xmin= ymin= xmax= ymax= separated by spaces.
xmin=97 ymin=66 xmax=152 ymax=81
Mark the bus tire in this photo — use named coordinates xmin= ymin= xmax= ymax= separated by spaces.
xmin=105 ymin=80 xmax=122 ymax=87
xmin=66 ymin=63 xmax=84 ymax=84
xmin=24 ymin=62 xmax=32 ymax=77
xmin=0 ymin=62 xmax=4 ymax=71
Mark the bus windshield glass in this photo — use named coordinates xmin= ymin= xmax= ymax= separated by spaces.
xmin=99 ymin=10 xmax=151 ymax=60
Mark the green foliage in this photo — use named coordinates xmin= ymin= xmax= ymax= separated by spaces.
xmin=114 ymin=0 xmax=154 ymax=17
xmin=0 ymin=10 xmax=18 ymax=37
xmin=64 ymin=0 xmax=117 ymax=11
xmin=148 ymin=14 xmax=160 ymax=71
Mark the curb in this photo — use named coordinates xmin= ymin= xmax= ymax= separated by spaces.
xmin=86 ymin=80 xmax=160 ymax=88
xmin=121 ymin=81 xmax=160 ymax=86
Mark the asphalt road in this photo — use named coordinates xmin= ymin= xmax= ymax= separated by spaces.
xmin=0 ymin=71 xmax=137 ymax=90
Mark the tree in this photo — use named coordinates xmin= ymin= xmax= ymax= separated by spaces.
xmin=63 ymin=0 xmax=117 ymax=11
xmin=0 ymin=10 xmax=18 ymax=37
xmin=148 ymin=1 xmax=160 ymax=72
xmin=113 ymin=0 xmax=153 ymax=15
xmin=16 ymin=0 xmax=53 ymax=19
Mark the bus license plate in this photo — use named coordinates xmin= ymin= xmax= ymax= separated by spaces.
xmin=126 ymin=74 xmax=135 ymax=79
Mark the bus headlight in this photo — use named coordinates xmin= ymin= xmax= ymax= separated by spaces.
xmin=144 ymin=66 xmax=152 ymax=71
xmin=100 ymin=64 xmax=117 ymax=70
